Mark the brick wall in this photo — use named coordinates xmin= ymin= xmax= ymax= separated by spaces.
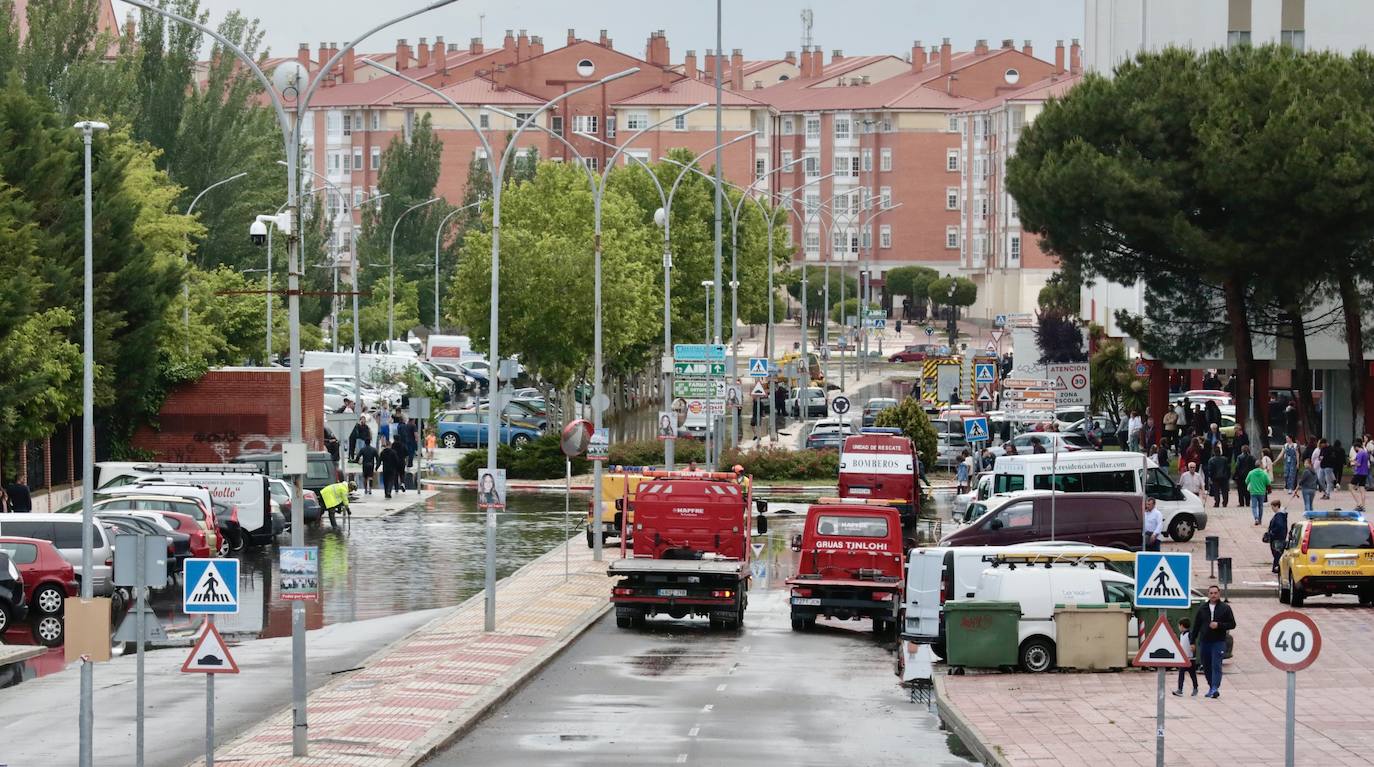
xmin=132 ymin=368 xmax=324 ymax=463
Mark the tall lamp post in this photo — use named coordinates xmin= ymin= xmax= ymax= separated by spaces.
xmin=123 ymin=1 xmax=456 ymax=757
xmin=73 ymin=117 xmax=107 ymax=767
xmin=432 ymin=200 xmax=483 ymax=332
xmin=257 ymin=185 xmax=332 ymax=363
xmin=388 ymin=196 xmax=441 ymax=343
xmin=183 ymin=172 xmax=247 ymax=347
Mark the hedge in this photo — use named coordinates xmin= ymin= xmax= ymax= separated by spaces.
xmin=607 ymin=438 xmax=705 ymax=467
xmin=457 ymin=432 xmax=590 ymax=480
xmin=718 ymin=445 xmax=839 ymax=480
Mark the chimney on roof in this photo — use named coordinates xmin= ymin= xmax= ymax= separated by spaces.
xmin=503 ymin=29 xmax=515 ymax=52
xmin=470 ymin=37 xmax=484 ymax=55
xmin=911 ymin=40 xmax=923 ymax=73
xmin=417 ymin=37 xmax=430 ymax=68
xmin=1054 ymin=39 xmax=1065 ymax=73
xmin=317 ymin=42 xmax=329 ymax=71
xmin=940 ymin=38 xmax=952 ymax=74
xmin=123 ymin=12 xmax=136 ymax=46
xmin=1001 ymin=39 xmax=1014 ymax=50
xmin=812 ymin=45 xmax=824 ymax=76
xmin=516 ymin=29 xmax=529 ymax=60
xmin=832 ymin=48 xmax=843 ymax=64
xmin=1022 ymin=39 xmax=1033 ymax=57
xmin=704 ymin=49 xmax=717 ymax=81
xmin=646 ymin=30 xmax=670 ymax=66
xmin=1070 ymin=38 xmax=1082 ymax=74
xmin=731 ymin=48 xmax=743 ymax=91
xmin=684 ymin=49 xmax=697 ymax=79
xmin=928 ymin=45 xmax=938 ymax=64
xmin=435 ymin=35 xmax=447 ymax=73
xmin=298 ymin=42 xmax=311 ymax=70
xmin=753 ymin=79 xmax=763 ymax=89
xmin=328 ymin=43 xmax=341 ymax=85
xmin=493 ymin=63 xmax=508 ymax=90
xmin=449 ymin=43 xmax=458 ymax=52
xmin=343 ymin=42 xmax=355 ymax=83
xmin=530 ymin=36 xmax=544 ymax=56
xmin=567 ymin=28 xmax=576 ymax=46
xmin=396 ymin=38 xmax=411 ymax=70
xmin=599 ymin=29 xmax=610 ymax=48
xmin=975 ymin=39 xmax=989 ymax=55
xmin=784 ymin=50 xmax=796 ymax=65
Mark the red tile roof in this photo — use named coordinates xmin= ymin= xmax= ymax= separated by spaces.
xmin=394 ymin=76 xmax=544 ymax=106
xmin=615 ymin=76 xmax=772 ymax=107
xmin=958 ymin=71 xmax=1083 ymax=112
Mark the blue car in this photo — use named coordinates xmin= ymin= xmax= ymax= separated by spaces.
xmin=437 ymin=411 xmax=538 ymax=448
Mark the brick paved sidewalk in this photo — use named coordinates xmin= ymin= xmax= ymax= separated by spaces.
xmin=190 ymin=539 xmax=613 ymax=767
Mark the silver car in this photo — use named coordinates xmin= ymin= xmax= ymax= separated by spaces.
xmin=0 ymin=513 xmax=115 ymax=596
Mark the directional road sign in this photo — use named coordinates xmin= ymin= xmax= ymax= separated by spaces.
xmin=182 ymin=621 xmax=239 ymax=674
xmin=974 ymin=363 xmax=996 ymax=384
xmin=831 ymin=396 xmax=851 ymax=415
xmin=963 ymin=416 xmax=989 ymax=442
xmin=1261 ymin=611 xmax=1322 ymax=672
xmin=183 ymin=558 xmax=239 ymax=615
xmin=674 ymin=361 xmax=726 ymax=377
xmin=748 ymin=357 xmax=769 ymax=378
xmin=673 ymin=379 xmax=725 ymax=398
xmin=673 ymin=343 xmax=726 ymax=361
xmin=1134 ymin=552 xmax=1192 ymax=608
xmin=1132 ymin=616 xmax=1192 ymax=668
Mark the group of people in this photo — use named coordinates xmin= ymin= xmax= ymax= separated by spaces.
xmin=345 ymin=410 xmax=433 ymax=499
xmin=0 ymin=478 xmax=31 ymax=513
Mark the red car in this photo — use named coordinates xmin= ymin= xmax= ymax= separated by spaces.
xmin=888 ymin=344 xmax=943 ymax=363
xmin=0 ymin=536 xmax=78 ymax=647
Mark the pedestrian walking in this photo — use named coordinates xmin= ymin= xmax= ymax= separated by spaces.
xmin=1206 ymin=446 xmax=1231 ymax=508
xmin=1183 ymin=437 xmax=1205 ymax=476
xmin=1233 ymin=445 xmax=1256 ymax=508
xmin=1155 ymin=442 xmax=1170 ymax=476
xmin=1318 ymin=438 xmax=1337 ymax=498
xmin=1206 ymin=423 xmax=1226 ymax=458
xmin=1282 ymin=436 xmax=1299 ymax=492
xmin=323 ymin=426 xmax=340 ymax=463
xmin=1293 ymin=459 xmax=1320 ymax=511
xmin=955 ymin=451 xmax=971 ymax=494
xmin=380 ymin=442 xmax=404 ymax=499
xmin=1143 ymin=497 xmax=1164 ymax=552
xmin=1265 ymin=500 xmax=1288 ymax=573
xmin=358 ymin=441 xmax=378 ymax=495
xmin=425 ymin=430 xmax=437 ymax=462
xmin=1180 ymin=462 xmax=1205 ymax=497
xmin=377 ymin=407 xmax=392 ymax=447
xmin=1332 ymin=440 xmax=1347 ymax=493
xmin=1232 ymin=424 xmax=1250 ymax=455
xmin=1171 ymin=617 xmax=1200 ymax=697
xmin=1163 ymin=407 xmax=1179 ymax=453
xmin=347 ymin=416 xmax=372 ymax=462
xmin=1350 ymin=440 xmax=1369 ymax=511
xmin=1189 ymin=585 xmax=1236 ymax=699
xmin=1127 ymin=410 xmax=1143 ymax=452
xmin=1245 ymin=457 xmax=1271 ymax=525
xmin=4 ymin=477 xmax=31 ymax=512
xmin=1259 ymin=446 xmax=1274 ymax=481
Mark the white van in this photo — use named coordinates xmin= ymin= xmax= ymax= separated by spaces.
xmin=426 ymin=334 xmax=470 ymax=360
xmin=0 ymin=514 xmax=114 ymax=596
xmin=95 ymin=463 xmax=273 ymax=546
xmin=991 ymin=451 xmax=1207 ymax=541
xmin=972 ymin=563 xmax=1138 ymax=672
xmin=902 ymin=543 xmax=1133 ymax=652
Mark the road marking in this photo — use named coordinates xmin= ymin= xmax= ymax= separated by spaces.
xmin=701 ymin=704 xmax=714 ymax=713
xmin=727 ymin=662 xmax=739 ymax=675
xmin=677 ymin=754 xmax=688 ymax=764
xmin=688 ymin=726 xmax=700 ymax=737
xmin=716 ymin=683 xmax=727 ymax=692
xmin=742 ymin=645 xmax=752 ymax=653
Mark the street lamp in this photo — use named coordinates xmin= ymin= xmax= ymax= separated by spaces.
xmin=432 ymin=200 xmax=483 ymax=332
xmin=183 ymin=172 xmax=248 ymax=347
xmin=947 ymin=276 xmax=958 ymax=349
xmin=701 ymin=280 xmax=715 ymax=465
xmin=123 ymin=1 xmax=456 ymax=757
xmin=389 ymin=196 xmax=441 ymax=342
xmin=73 ymin=117 xmax=107 ymax=767
xmin=257 ymin=185 xmax=331 ymax=363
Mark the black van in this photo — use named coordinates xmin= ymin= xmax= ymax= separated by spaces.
xmin=231 ymin=451 xmax=339 ymax=495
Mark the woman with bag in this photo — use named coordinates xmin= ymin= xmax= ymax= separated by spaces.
xmin=1264 ymin=500 xmax=1288 ymax=573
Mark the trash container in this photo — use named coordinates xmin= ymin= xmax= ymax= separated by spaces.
xmin=943 ymin=600 xmax=1021 ymax=669
xmin=1054 ymin=603 xmax=1131 ymax=670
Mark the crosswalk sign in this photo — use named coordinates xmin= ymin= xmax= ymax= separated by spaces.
xmin=183 ymin=558 xmax=240 ymax=614
xmin=748 ymin=357 xmax=769 ymax=378
xmin=975 ymin=363 xmax=995 ymax=384
xmin=1134 ymin=552 xmax=1191 ymax=608
xmin=963 ymin=416 xmax=989 ymax=442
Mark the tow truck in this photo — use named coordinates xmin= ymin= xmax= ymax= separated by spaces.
xmin=608 ymin=469 xmax=766 ymax=630
xmin=838 ymin=428 xmax=922 ymax=529
xmin=787 ymin=499 xmax=906 ymax=634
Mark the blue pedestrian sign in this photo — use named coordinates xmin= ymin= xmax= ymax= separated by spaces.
xmin=183 ymin=558 xmax=240 ymax=614
xmin=1134 ymin=552 xmax=1191 ymax=608
xmin=963 ymin=416 xmax=989 ymax=442
xmin=974 ymin=363 xmax=996 ymax=384
xmin=748 ymin=357 xmax=769 ymax=378
xmin=994 ymin=314 xmax=1008 ymax=327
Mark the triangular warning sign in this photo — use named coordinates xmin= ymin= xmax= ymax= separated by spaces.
xmin=1132 ymin=617 xmax=1192 ymax=668
xmin=751 ymin=542 xmax=765 ymax=556
xmin=1139 ymin=557 xmax=1188 ymax=603
xmin=1055 ymin=375 xmax=1069 ymax=390
xmin=991 ymin=330 xmax=1004 ymax=344
xmin=182 ymin=621 xmax=239 ymax=674
xmin=977 ymin=385 xmax=993 ymax=402
xmin=186 ymin=561 xmax=235 ymax=609
xmin=751 ymin=382 xmax=766 ymax=398
xmin=985 ymin=341 xmax=997 ymax=354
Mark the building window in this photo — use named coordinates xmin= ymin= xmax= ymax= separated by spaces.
xmin=805 ymin=191 xmax=820 ymax=215
xmin=948 ymin=115 xmax=960 ymax=133
xmin=341 ymin=151 xmax=351 ymax=172
xmin=1228 ymin=0 xmax=1253 ymax=48
xmin=342 ymin=114 xmax=352 ymax=136
xmin=326 ymin=111 xmax=341 ymax=137
xmin=582 ymin=156 xmax=599 ymax=171
xmin=674 ymin=113 xmax=687 ymax=131
xmin=371 ymin=147 xmax=381 ymax=170
xmin=880 ymin=148 xmax=893 ymax=172
xmin=973 ymin=236 xmax=985 ymax=257
xmin=850 ymin=156 xmax=861 ymax=176
xmin=352 ymin=149 xmax=363 ymax=172
xmin=946 ymin=188 xmax=959 ymax=210
xmin=946 ymin=227 xmax=959 ymax=249
xmin=781 ymin=149 xmax=794 ymax=170
xmin=805 ymin=231 xmax=820 ymax=254
xmin=755 ymin=158 xmax=766 ymax=181
xmin=782 ymin=116 xmax=795 ymax=135
xmin=352 ymin=188 xmax=363 ymax=207
xmin=1009 ymin=198 xmax=1019 ymax=219
xmin=977 ymin=196 xmax=989 ymax=217
xmin=861 ymin=148 xmax=873 ymax=172
xmin=626 ymin=112 xmax=648 ymax=130
xmin=947 ymin=149 xmax=960 ymax=172
xmin=548 ymin=115 xmax=563 ymax=136
xmin=804 ymin=152 xmax=820 ymax=178
xmin=370 ymin=111 xmax=381 ymax=131
xmin=1010 ymin=108 xmax=1025 ymax=134
xmin=624 ymin=149 xmax=650 ymax=166
xmin=834 ymin=193 xmax=850 ymax=216
xmin=1010 ymin=234 xmax=1021 ymax=261
xmin=880 ymin=117 xmax=892 ymax=133
xmin=605 ymin=116 xmax=616 ymax=138
xmin=1281 ymin=29 xmax=1305 ymax=51
xmin=834 ymin=116 xmax=850 ymax=139
xmin=859 ymin=228 xmax=870 ymax=250
xmin=832 ymin=230 xmax=845 ymax=253
xmin=861 ymin=188 xmax=872 ymax=210
xmin=879 ymin=225 xmax=892 ymax=249
xmin=833 ymin=154 xmax=848 ymax=175
xmin=572 ymin=115 xmax=598 ymax=134
xmin=879 ymin=186 xmax=891 ymax=209
xmin=805 ymin=116 xmax=821 ymax=139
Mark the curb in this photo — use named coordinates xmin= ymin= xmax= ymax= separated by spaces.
xmin=933 ymin=675 xmax=1013 ymax=767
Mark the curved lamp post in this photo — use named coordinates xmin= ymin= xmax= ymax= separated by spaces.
xmin=183 ymin=172 xmax=247 ymax=348
xmin=388 ymin=196 xmax=442 ymax=342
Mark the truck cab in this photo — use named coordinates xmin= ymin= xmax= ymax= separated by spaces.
xmin=787 ymin=501 xmax=906 ymax=634
xmin=585 ymin=470 xmax=650 ymax=548
xmin=838 ymin=429 xmax=921 ymax=527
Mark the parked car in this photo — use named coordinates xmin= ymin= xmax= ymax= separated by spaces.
xmin=1063 ymin=415 xmax=1121 ymax=448
xmin=436 ymin=411 xmax=539 ymax=448
xmin=0 ymin=551 xmax=26 ymax=634
xmin=987 ymin=431 xmax=1095 ymax=458
xmin=1278 ymin=509 xmax=1374 ymax=606
xmin=787 ymin=387 xmax=827 ymax=418
xmin=421 ymin=360 xmax=469 ymax=395
xmin=0 ymin=514 xmax=114 ymax=597
xmin=0 ymin=537 xmax=75 ymax=645
xmin=1177 ymin=389 xmax=1232 ymax=406
xmin=804 ymin=419 xmax=856 ymax=451
xmin=94 ymin=512 xmax=187 ymax=574
xmin=941 ymin=492 xmax=1145 ymax=549
xmin=888 ymin=344 xmax=945 ymax=363
xmin=269 ymin=479 xmax=323 ymax=525
xmin=861 ymin=397 xmax=899 ymax=427
xmin=465 ymin=403 xmax=549 ymax=432
xmin=77 ymin=489 xmax=230 ymax=555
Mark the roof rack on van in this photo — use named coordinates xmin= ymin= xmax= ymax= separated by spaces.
xmin=984 ymin=553 xmax=1117 ymax=570
xmin=133 ymin=463 xmax=262 ymax=474
xmin=859 ymin=427 xmax=903 ymax=435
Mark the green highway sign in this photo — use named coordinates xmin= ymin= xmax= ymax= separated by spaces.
xmin=673 ymin=379 xmax=723 ymax=398
xmin=674 ymin=361 xmax=726 ymax=377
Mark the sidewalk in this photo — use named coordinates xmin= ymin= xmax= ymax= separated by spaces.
xmin=190 ymin=538 xmax=613 ymax=767
xmin=348 ymin=487 xmax=440 ymax=519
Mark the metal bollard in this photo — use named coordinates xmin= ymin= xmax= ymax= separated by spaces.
xmin=1205 ymin=535 xmax=1220 ymax=578
xmin=1217 ymin=556 xmax=1232 ymax=601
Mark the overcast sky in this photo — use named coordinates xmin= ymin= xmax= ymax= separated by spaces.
xmin=115 ymin=1 xmax=1084 ymax=63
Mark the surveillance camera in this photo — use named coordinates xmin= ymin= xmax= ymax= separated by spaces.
xmin=249 ymin=219 xmax=268 ymax=247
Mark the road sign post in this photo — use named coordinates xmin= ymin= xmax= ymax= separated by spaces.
xmin=1261 ymin=610 xmax=1322 ymax=767
xmin=1132 ymin=616 xmax=1192 ymax=767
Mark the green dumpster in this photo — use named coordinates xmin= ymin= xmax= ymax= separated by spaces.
xmin=943 ymin=600 xmax=1021 ymax=669
xmin=1134 ymin=605 xmax=1194 ymax=639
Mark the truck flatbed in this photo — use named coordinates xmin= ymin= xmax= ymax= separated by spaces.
xmin=608 ymin=558 xmax=746 ymax=576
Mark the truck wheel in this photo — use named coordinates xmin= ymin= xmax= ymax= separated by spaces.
xmin=1019 ymin=637 xmax=1056 ymax=673
xmin=631 ymin=611 xmax=647 ymax=629
xmin=615 ymin=609 xmax=638 ymax=629
xmin=790 ymin=615 xmax=813 ymax=632
xmin=1289 ymin=576 xmax=1305 ymax=607
xmin=709 ymin=614 xmax=725 ymax=630
xmin=1168 ymin=515 xmax=1197 ymax=542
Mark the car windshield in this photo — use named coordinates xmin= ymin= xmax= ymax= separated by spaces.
xmin=1309 ymin=523 xmax=1374 ymax=549
xmin=815 ymin=514 xmax=889 ymax=538
xmin=1063 ymin=435 xmax=1094 ymax=448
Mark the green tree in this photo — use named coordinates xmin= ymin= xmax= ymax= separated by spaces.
xmin=926 ymin=276 xmax=976 ymax=308
xmin=782 ymin=266 xmax=857 ymax=327
xmin=884 ymin=265 xmax=939 ymax=316
xmin=872 ymin=397 xmax=938 ymax=470
xmin=1037 ymin=267 xmax=1081 ymax=314
xmin=1034 ymin=310 xmax=1086 ymax=363
xmin=1090 ymin=339 xmax=1146 ymax=419
xmin=340 ymin=275 xmax=419 ymax=347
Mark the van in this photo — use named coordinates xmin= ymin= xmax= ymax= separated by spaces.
xmin=992 ymin=451 xmax=1207 ymax=541
xmin=901 ymin=542 xmax=1133 ymax=652
xmin=971 ymin=562 xmax=1137 ymax=671
xmin=231 ymin=451 xmax=339 ymax=496
xmin=426 ymin=334 xmax=470 ymax=360
xmin=95 ymin=463 xmax=272 ymax=546
xmin=941 ymin=493 xmax=1144 ymax=549
xmin=0 ymin=514 xmax=114 ymax=596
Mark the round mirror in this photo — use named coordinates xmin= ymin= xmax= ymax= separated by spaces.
xmin=561 ymin=419 xmax=594 ymax=456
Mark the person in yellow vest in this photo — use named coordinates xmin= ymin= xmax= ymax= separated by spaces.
xmin=320 ymin=480 xmax=355 ymax=529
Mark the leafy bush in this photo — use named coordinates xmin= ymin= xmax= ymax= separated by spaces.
xmin=873 ymin=397 xmax=938 ymax=468
xmin=607 ymin=438 xmax=704 ymax=467
xmin=718 ymin=446 xmax=838 ymax=480
xmin=458 ymin=432 xmax=590 ymax=480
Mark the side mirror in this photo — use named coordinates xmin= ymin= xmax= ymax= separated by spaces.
xmin=614 ymin=499 xmax=624 ymax=511
xmin=754 ymin=498 xmax=769 ymax=515
xmin=790 ymin=533 xmax=802 ymax=552
xmin=756 ymin=514 xmax=768 ymax=535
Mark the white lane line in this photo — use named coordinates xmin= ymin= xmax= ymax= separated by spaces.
xmin=689 ymin=726 xmax=700 ymax=737
xmin=677 ymin=754 xmax=688 ymax=764
xmin=742 ymin=645 xmax=752 ymax=652
xmin=701 ymin=703 xmax=714 ymax=713
xmin=716 ymin=683 xmax=727 ymax=692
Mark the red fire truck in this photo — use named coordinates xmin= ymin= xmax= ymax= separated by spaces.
xmin=786 ymin=500 xmax=906 ymax=634
xmin=608 ymin=470 xmax=766 ymax=630
xmin=838 ymin=428 xmax=922 ymax=527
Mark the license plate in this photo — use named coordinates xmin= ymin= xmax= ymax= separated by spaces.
xmin=1326 ymin=558 xmax=1356 ymax=568
xmin=792 ymin=597 xmax=822 ymax=606
xmin=657 ymin=588 xmax=688 ymax=597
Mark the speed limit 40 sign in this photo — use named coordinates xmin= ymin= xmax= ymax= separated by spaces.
xmin=1261 ymin=610 xmax=1322 ymax=672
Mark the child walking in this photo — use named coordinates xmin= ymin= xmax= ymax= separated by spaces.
xmin=1171 ymin=617 xmax=1199 ymax=697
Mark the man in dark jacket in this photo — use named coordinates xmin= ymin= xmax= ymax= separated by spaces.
xmin=358 ymin=441 xmax=378 ymax=495
xmin=1232 ymin=445 xmax=1256 ymax=508
xmin=380 ymin=442 xmax=404 ymax=499
xmin=1206 ymin=446 xmax=1231 ymax=508
xmin=347 ymin=417 xmax=372 ymax=462
xmin=323 ymin=427 xmax=340 ymax=463
xmin=4 ymin=478 xmax=31 ymax=512
xmin=1189 ymin=585 xmax=1236 ymax=698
